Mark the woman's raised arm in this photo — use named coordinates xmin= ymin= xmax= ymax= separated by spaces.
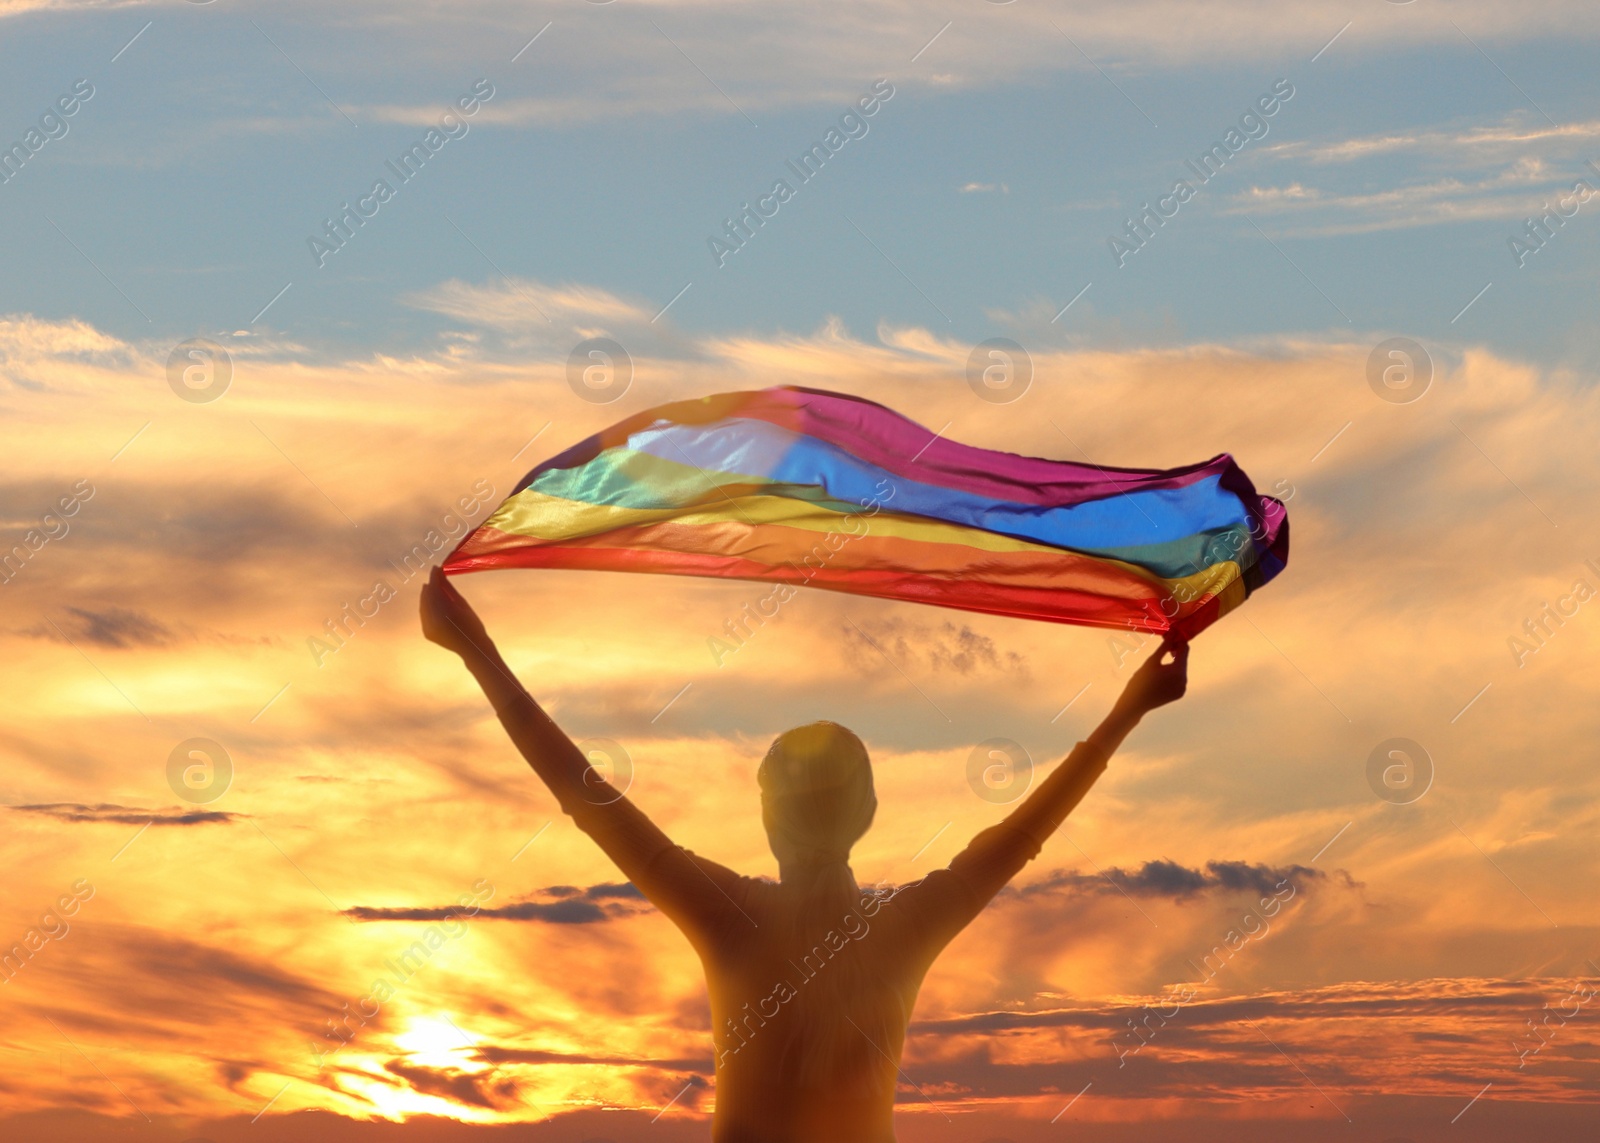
xmin=908 ymin=636 xmax=1191 ymax=932
xmin=1002 ymin=635 xmax=1189 ymax=850
xmin=419 ymin=568 xmax=754 ymax=937
xmin=420 ymin=567 xmax=602 ymax=812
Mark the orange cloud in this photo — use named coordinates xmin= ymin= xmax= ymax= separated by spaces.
xmin=1 ymin=306 xmax=1597 ymax=1137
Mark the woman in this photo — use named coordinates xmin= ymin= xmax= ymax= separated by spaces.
xmin=420 ymin=568 xmax=1189 ymax=1142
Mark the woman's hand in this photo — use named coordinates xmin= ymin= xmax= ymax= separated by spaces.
xmin=420 ymin=566 xmax=492 ymax=657
xmin=1087 ymin=635 xmax=1189 ymax=755
xmin=1115 ymin=635 xmax=1190 ymax=719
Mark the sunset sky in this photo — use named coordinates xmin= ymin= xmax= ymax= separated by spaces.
xmin=2 ymin=1 xmax=1598 ymax=1140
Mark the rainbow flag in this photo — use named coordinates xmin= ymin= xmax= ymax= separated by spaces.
xmin=443 ymin=387 xmax=1288 ymax=637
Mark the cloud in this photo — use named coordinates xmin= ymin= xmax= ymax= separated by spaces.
xmin=2 ymin=304 xmax=1599 ymax=1132
xmin=405 ymin=276 xmax=653 ymax=333
xmin=0 ymin=315 xmax=138 ymax=392
xmin=1262 ymin=117 xmax=1600 ymax=165
xmin=476 ymin=1045 xmax=712 ymax=1072
xmin=545 ymin=881 xmax=646 ymax=900
xmin=901 ymin=976 xmax=1600 ymax=1106
xmin=1229 ymin=158 xmax=1568 ymax=237
xmin=346 ymin=881 xmax=653 ymax=925
xmin=49 ymin=606 xmax=173 ymax=648
xmin=382 ymin=1061 xmax=517 ymax=1110
xmin=7 ymin=802 xmax=239 ymax=824
xmin=1007 ymin=859 xmax=1327 ymax=901
xmin=1224 ymin=114 xmax=1600 ymax=238
xmin=16 ymin=924 xmax=352 ymax=1052
xmin=843 ymin=617 xmax=1027 ymax=677
xmin=9 ymin=1 xmax=1600 ymax=146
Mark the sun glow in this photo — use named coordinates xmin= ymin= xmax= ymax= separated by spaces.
xmin=393 ymin=1014 xmax=488 ymax=1072
xmin=339 ymin=1068 xmax=488 ymax=1123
